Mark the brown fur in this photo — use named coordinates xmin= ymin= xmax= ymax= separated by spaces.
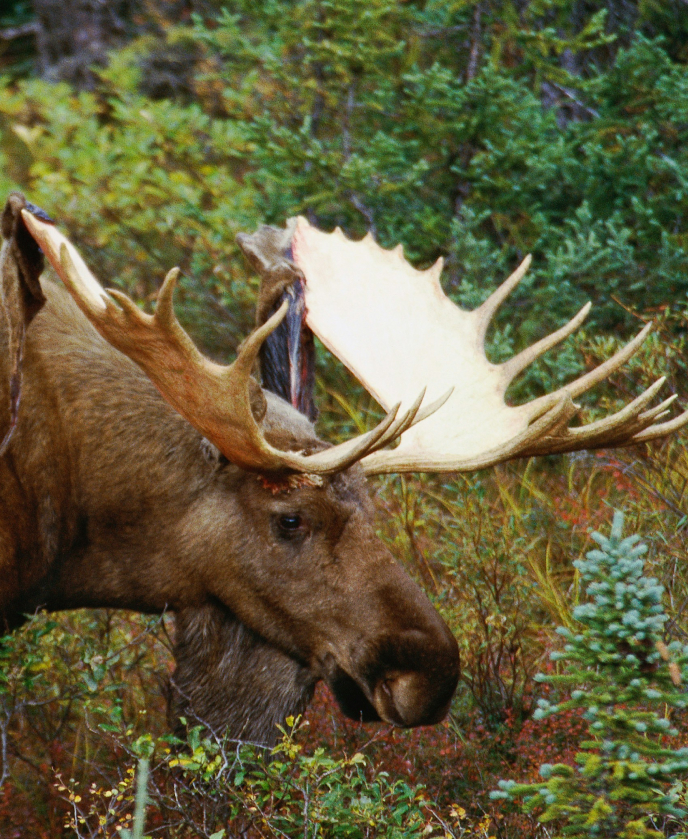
xmin=0 ymin=281 xmax=459 ymax=745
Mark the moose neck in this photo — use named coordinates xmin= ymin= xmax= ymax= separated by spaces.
xmin=171 ymin=602 xmax=316 ymax=745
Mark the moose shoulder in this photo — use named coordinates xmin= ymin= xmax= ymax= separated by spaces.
xmin=0 ymin=194 xmax=459 ymax=745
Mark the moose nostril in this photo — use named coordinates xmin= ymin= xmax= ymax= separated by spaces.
xmin=372 ymin=676 xmax=405 ymax=725
xmin=385 ymin=674 xmax=416 ymax=721
xmin=379 ymin=678 xmax=397 ymax=711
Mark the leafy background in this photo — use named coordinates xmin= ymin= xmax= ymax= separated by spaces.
xmin=1 ymin=1 xmax=688 ymax=836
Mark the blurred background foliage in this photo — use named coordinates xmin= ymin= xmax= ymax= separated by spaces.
xmin=0 ymin=1 xmax=687 ymax=370
xmin=1 ymin=1 xmax=688 ymax=836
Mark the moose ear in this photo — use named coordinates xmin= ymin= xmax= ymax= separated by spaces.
xmin=237 ymin=220 xmax=317 ymax=422
xmin=236 ymin=219 xmax=300 ymax=325
xmin=0 ymin=192 xmax=48 ymax=455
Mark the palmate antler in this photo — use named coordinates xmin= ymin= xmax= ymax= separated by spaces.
xmin=289 ymin=217 xmax=688 ymax=475
xmin=21 ymin=210 xmax=444 ymax=475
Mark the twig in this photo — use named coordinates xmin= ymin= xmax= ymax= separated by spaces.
xmin=0 ymin=21 xmax=38 ymax=41
xmin=547 ymin=80 xmax=600 ymax=120
xmin=0 ymin=705 xmax=9 ymax=788
xmin=348 ymin=193 xmax=376 ymax=236
xmin=466 ymin=2 xmax=482 ymax=82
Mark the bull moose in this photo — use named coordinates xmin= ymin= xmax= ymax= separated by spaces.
xmin=0 ymin=192 xmax=685 ymax=745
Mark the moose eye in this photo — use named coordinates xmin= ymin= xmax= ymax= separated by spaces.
xmin=276 ymin=514 xmax=304 ymax=539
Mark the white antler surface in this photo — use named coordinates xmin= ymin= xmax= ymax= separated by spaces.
xmin=291 ymin=217 xmax=688 ymax=474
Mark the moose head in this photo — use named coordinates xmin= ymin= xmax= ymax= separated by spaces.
xmin=1 ymin=192 xmax=684 ymax=744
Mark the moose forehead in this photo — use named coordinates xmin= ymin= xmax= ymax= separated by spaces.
xmin=240 ymin=465 xmax=375 ymax=523
xmin=248 ymin=392 xmax=378 ymax=520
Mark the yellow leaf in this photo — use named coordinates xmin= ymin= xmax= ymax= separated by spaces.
xmin=12 ymin=124 xmax=44 ymax=147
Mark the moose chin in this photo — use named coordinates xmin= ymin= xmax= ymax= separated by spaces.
xmin=1 ymin=191 xmax=685 ymax=745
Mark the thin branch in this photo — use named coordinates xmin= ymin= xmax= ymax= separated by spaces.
xmin=0 ymin=711 xmax=9 ymax=788
xmin=547 ymin=80 xmax=600 ymax=120
xmin=466 ymin=3 xmax=483 ymax=82
xmin=0 ymin=21 xmax=38 ymax=41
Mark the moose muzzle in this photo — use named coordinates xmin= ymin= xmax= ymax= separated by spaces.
xmin=369 ymin=622 xmax=460 ymax=727
xmin=322 ymin=617 xmax=460 ymax=728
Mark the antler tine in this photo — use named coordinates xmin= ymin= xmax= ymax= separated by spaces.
xmin=639 ymin=392 xmax=678 ymax=420
xmin=501 ymin=302 xmax=591 ymax=385
xmin=371 ymin=388 xmax=427 ymax=451
xmin=520 ymin=378 xmax=672 ymax=456
xmin=412 ymin=388 xmax=454 ymax=426
xmin=361 ymin=394 xmax=579 ymax=474
xmin=474 ymin=255 xmax=531 ymax=346
xmin=579 ymin=375 xmax=667 ymax=429
xmin=631 ymin=407 xmax=688 ymax=443
xmin=566 ymin=321 xmax=654 ymax=401
xmin=20 ymin=209 xmax=108 ymax=317
xmin=528 ymin=322 xmax=654 ymax=414
xmin=373 ymin=387 xmax=454 ymax=451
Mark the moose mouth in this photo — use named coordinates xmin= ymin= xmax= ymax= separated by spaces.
xmin=326 ymin=667 xmax=381 ymax=723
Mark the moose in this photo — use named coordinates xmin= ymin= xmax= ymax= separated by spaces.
xmin=1 ymin=192 xmax=685 ymax=745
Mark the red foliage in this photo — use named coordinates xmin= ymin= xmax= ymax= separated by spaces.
xmin=298 ymin=682 xmax=593 ymax=837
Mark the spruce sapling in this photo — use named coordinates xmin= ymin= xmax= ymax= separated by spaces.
xmin=492 ymin=511 xmax=688 ymax=838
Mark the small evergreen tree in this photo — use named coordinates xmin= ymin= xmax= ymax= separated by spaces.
xmin=492 ymin=511 xmax=688 ymax=838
